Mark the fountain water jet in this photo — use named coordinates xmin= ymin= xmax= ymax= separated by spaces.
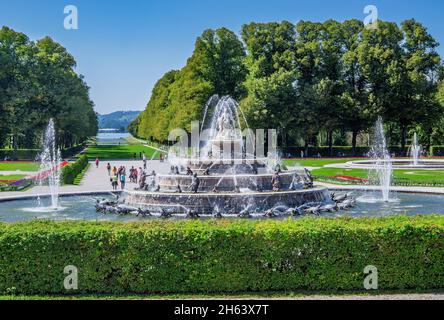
xmin=410 ymin=133 xmax=421 ymax=166
xmin=368 ymin=117 xmax=393 ymax=202
xmin=37 ymin=119 xmax=62 ymax=210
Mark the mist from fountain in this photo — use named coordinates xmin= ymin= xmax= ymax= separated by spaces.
xmin=410 ymin=133 xmax=421 ymax=166
xmin=368 ymin=117 xmax=393 ymax=202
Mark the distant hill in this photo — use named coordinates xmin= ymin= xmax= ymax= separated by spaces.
xmin=98 ymin=111 xmax=141 ymax=132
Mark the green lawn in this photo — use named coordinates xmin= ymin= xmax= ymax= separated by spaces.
xmin=311 ymin=167 xmax=444 ymax=185
xmin=281 ymin=158 xmax=444 ymax=185
xmin=0 ymin=174 xmax=27 ymax=181
xmin=85 ymin=144 xmax=165 ymax=160
xmin=283 ymin=158 xmax=365 ymax=167
xmin=0 ymin=162 xmax=39 ymax=172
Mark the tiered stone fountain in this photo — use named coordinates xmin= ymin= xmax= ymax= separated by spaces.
xmin=113 ymin=96 xmax=331 ymax=216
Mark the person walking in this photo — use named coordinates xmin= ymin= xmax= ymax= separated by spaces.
xmin=112 ymin=166 xmax=118 ymax=176
xmin=95 ymin=157 xmax=100 ymax=168
xmin=120 ymin=172 xmax=126 ymax=190
xmin=143 ymin=153 xmax=147 ymax=170
xmin=112 ymin=174 xmax=118 ymax=190
xmin=106 ymin=163 xmax=111 ymax=176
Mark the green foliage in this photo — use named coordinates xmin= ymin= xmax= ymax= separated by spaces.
xmin=61 ymin=155 xmax=88 ymax=185
xmin=133 ymin=28 xmax=246 ymax=142
xmin=132 ymin=19 xmax=443 ymax=152
xmin=0 ymin=216 xmax=442 ymax=295
xmin=0 ymin=27 xmax=97 ymax=152
xmin=0 ymin=149 xmax=40 ymax=161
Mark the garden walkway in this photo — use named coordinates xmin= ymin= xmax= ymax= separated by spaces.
xmin=0 ymin=160 xmax=171 ymax=201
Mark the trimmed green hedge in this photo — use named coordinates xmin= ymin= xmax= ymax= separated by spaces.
xmin=0 ymin=216 xmax=442 ymax=295
xmin=0 ymin=145 xmax=84 ymax=161
xmin=61 ymin=144 xmax=85 ymax=158
xmin=61 ymin=155 xmax=89 ymax=184
xmin=283 ymin=146 xmax=407 ymax=157
xmin=0 ymin=149 xmax=40 ymax=161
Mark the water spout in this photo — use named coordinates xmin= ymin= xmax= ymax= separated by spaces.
xmin=410 ymin=133 xmax=421 ymax=166
xmin=369 ymin=117 xmax=392 ymax=202
xmin=38 ymin=119 xmax=62 ymax=209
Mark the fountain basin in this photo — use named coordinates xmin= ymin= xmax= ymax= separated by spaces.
xmin=157 ymin=171 xmax=302 ymax=191
xmin=122 ymin=186 xmax=331 ymax=214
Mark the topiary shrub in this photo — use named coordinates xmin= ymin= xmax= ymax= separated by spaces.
xmin=61 ymin=154 xmax=89 ymax=184
xmin=0 ymin=216 xmax=442 ymax=295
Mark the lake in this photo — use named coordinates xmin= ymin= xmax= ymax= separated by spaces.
xmin=96 ymin=132 xmax=131 ymax=145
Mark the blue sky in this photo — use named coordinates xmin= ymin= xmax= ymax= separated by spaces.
xmin=0 ymin=0 xmax=443 ymax=114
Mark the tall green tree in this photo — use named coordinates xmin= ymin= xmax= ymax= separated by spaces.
xmin=134 ymin=28 xmax=246 ymax=142
xmin=241 ymin=21 xmax=297 ymax=147
xmin=0 ymin=27 xmax=97 ymax=154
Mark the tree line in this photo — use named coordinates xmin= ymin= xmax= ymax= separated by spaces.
xmin=0 ymin=26 xmax=98 ymax=155
xmin=131 ymin=19 xmax=444 ymax=155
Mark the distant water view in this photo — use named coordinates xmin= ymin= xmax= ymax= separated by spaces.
xmin=96 ymin=132 xmax=131 ymax=145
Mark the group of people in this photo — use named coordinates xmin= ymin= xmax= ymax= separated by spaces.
xmin=105 ymin=163 xmax=129 ymax=190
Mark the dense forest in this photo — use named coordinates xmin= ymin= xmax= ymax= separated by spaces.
xmin=0 ymin=26 xmax=98 ymax=154
xmin=131 ymin=19 xmax=444 ymax=154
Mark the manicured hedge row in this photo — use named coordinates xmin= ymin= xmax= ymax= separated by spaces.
xmin=0 ymin=145 xmax=84 ymax=161
xmin=283 ymin=146 xmax=407 ymax=157
xmin=61 ymin=144 xmax=85 ymax=158
xmin=61 ymin=155 xmax=89 ymax=184
xmin=430 ymin=146 xmax=444 ymax=157
xmin=0 ymin=149 xmax=40 ymax=160
xmin=0 ymin=216 xmax=442 ymax=295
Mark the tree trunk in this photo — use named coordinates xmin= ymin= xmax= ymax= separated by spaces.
xmin=12 ymin=132 xmax=18 ymax=160
xmin=352 ymin=130 xmax=358 ymax=157
xmin=328 ymin=130 xmax=333 ymax=157
xmin=401 ymin=126 xmax=407 ymax=156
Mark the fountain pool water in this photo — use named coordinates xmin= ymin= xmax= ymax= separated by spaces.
xmin=0 ymin=191 xmax=443 ymax=222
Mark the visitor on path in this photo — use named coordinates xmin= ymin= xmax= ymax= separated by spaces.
xmin=95 ymin=158 xmax=100 ymax=168
xmin=120 ymin=172 xmax=126 ymax=190
xmin=112 ymin=174 xmax=118 ymax=190
xmin=107 ymin=163 xmax=111 ymax=176
xmin=143 ymin=156 xmax=147 ymax=170
xmin=113 ymin=166 xmax=118 ymax=176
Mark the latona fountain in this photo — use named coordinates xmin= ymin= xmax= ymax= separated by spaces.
xmin=100 ymin=96 xmax=332 ymax=217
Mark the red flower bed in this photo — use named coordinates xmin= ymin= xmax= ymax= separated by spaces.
xmin=31 ymin=161 xmax=70 ymax=181
xmin=334 ymin=175 xmax=368 ymax=183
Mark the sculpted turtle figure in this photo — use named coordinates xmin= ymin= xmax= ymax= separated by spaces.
xmin=271 ymin=172 xmax=281 ymax=191
xmin=189 ymin=173 xmax=200 ymax=193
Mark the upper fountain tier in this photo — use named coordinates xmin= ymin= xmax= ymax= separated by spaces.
xmin=201 ymin=95 xmax=245 ymax=160
xmin=169 ymin=95 xmax=270 ymax=169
